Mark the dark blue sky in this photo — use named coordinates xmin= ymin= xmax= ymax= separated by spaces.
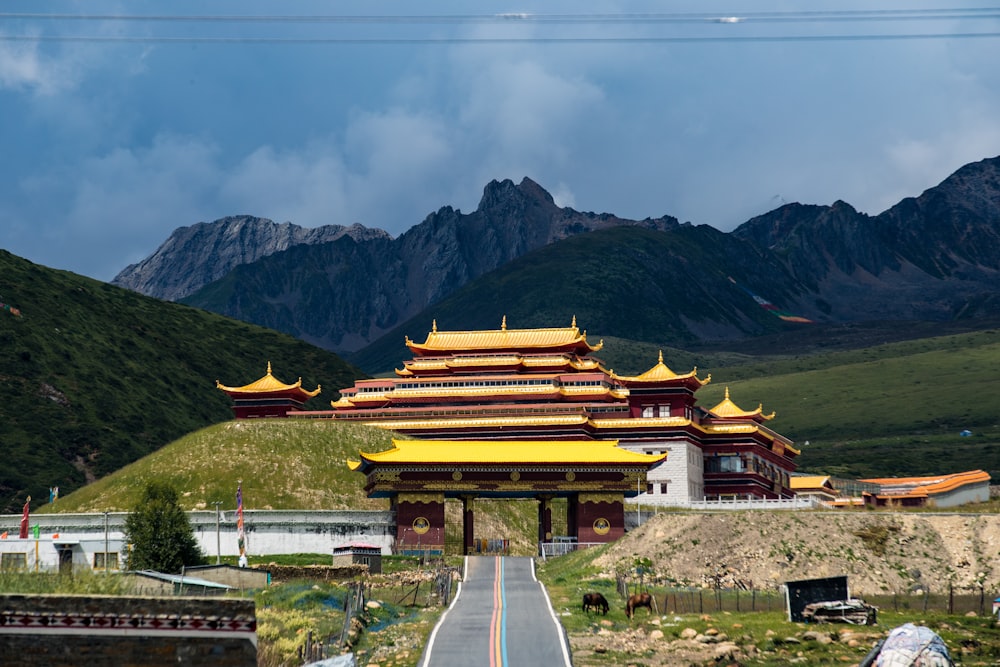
xmin=2 ymin=1 xmax=998 ymax=281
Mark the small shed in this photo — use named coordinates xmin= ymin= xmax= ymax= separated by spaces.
xmin=123 ymin=570 xmax=234 ymax=596
xmin=332 ymin=543 xmax=382 ymax=574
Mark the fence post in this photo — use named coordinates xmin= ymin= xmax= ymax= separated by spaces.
xmin=980 ymin=585 xmax=985 ymax=616
xmin=699 ymin=589 xmax=703 ymax=614
xmin=949 ymin=584 xmax=954 ymax=615
xmin=736 ymin=588 xmax=740 ymax=613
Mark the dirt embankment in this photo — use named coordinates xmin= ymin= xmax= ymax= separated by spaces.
xmin=591 ymin=511 xmax=1000 ymax=594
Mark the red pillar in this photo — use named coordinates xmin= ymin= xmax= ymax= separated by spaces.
xmin=462 ymin=495 xmax=475 ymax=555
xmin=537 ymin=495 xmax=553 ymax=544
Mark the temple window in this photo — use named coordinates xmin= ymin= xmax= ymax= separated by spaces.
xmin=658 ymin=404 xmax=670 ymax=417
xmin=641 ymin=406 xmax=654 ymax=418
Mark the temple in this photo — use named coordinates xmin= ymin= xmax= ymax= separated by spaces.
xmin=216 ymin=362 xmax=321 ymax=418
xmin=326 ymin=318 xmax=798 ymax=504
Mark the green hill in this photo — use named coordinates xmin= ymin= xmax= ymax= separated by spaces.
xmin=46 ymin=418 xmax=543 ymax=553
xmin=42 ymin=419 xmax=396 ymax=513
xmin=50 ymin=328 xmax=1000 ymax=515
xmin=0 ymin=250 xmax=363 ymax=513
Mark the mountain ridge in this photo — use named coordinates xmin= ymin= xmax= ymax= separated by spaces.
xmin=113 ymin=157 xmax=1000 ymax=363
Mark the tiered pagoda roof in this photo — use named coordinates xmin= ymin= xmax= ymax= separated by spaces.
xmin=708 ymin=387 xmax=775 ymax=421
xmin=405 ymin=316 xmax=602 ymax=356
xmin=216 ymin=362 xmax=321 ymax=400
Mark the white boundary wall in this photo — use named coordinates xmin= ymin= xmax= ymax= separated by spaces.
xmin=0 ymin=510 xmax=396 ymax=568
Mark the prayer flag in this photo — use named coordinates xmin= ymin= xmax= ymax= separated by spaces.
xmin=236 ymin=481 xmax=245 ymax=557
xmin=32 ymin=524 xmax=39 ymax=539
xmin=19 ymin=496 xmax=30 ymax=539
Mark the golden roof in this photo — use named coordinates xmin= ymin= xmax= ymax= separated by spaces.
xmin=216 ymin=362 xmax=321 ymax=397
xmin=708 ymin=387 xmax=774 ymax=420
xmin=361 ymin=414 xmax=589 ymax=430
xmin=616 ymin=351 xmax=709 ymax=384
xmin=348 ymin=438 xmax=665 ymax=469
xmin=860 ymin=470 xmax=991 ymax=497
xmin=789 ymin=475 xmax=832 ymax=490
xmin=405 ymin=316 xmax=603 ymax=353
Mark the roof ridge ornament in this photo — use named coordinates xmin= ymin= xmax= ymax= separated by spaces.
xmin=266 ymin=361 xmax=272 ymax=375
xmin=658 ymin=350 xmax=664 ymax=364
xmin=432 ymin=319 xmax=438 ymax=333
xmin=571 ymin=315 xmax=577 ymax=328
xmin=501 ymin=315 xmax=507 ymax=331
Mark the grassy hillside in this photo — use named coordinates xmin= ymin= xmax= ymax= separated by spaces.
xmin=43 ymin=420 xmax=396 ymax=513
xmin=692 ymin=328 xmax=1000 ymax=478
xmin=46 ymin=418 xmax=542 ymax=553
xmin=0 ymin=250 xmax=364 ymax=513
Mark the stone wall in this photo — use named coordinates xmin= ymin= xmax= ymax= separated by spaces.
xmin=0 ymin=594 xmax=256 ymax=667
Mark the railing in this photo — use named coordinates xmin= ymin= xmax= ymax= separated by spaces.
xmin=625 ymin=495 xmax=821 ymax=510
xmin=538 ymin=541 xmax=604 ymax=560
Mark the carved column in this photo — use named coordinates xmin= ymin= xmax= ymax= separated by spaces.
xmin=461 ymin=495 xmax=476 ymax=555
xmin=537 ymin=494 xmax=553 ymax=544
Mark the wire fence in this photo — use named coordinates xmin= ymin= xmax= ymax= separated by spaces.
xmin=612 ymin=581 xmax=995 ymax=618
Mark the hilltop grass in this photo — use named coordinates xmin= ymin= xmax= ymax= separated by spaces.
xmin=42 ymin=420 xmax=396 ymax=513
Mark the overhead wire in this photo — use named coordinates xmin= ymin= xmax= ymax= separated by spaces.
xmin=1 ymin=7 xmax=998 ymax=43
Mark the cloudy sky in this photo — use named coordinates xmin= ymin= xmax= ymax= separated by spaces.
xmin=2 ymin=2 xmax=999 ymax=282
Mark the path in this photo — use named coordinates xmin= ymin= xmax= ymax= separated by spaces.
xmin=419 ymin=556 xmax=573 ymax=667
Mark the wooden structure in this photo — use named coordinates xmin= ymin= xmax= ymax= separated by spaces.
xmin=216 ymin=362 xmax=321 ymax=418
xmin=348 ymin=439 xmax=665 ymax=553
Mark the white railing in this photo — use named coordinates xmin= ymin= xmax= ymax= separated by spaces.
xmin=625 ymin=495 xmax=821 ymax=511
xmin=538 ymin=541 xmax=605 ymax=560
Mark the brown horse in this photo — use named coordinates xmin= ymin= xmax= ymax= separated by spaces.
xmin=582 ymin=592 xmax=609 ymax=615
xmin=625 ymin=592 xmax=653 ymax=619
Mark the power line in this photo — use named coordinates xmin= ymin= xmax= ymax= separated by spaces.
xmin=1 ymin=32 xmax=999 ymax=45
xmin=1 ymin=8 xmax=999 ymax=23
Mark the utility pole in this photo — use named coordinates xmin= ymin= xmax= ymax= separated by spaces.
xmin=212 ymin=501 xmax=223 ymax=564
xmin=636 ymin=476 xmax=641 ymax=528
xmin=104 ymin=511 xmax=109 ymax=575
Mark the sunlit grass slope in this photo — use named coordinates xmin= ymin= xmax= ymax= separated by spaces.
xmin=693 ymin=328 xmax=1000 ymax=478
xmin=43 ymin=420 xmax=397 ymax=513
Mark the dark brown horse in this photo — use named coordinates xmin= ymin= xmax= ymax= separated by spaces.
xmin=582 ymin=592 xmax=609 ymax=615
xmin=625 ymin=592 xmax=653 ymax=619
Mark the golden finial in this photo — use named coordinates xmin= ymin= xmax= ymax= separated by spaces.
xmin=432 ymin=319 xmax=437 ymax=333
xmin=571 ymin=315 xmax=577 ymax=328
xmin=501 ymin=315 xmax=507 ymax=331
xmin=724 ymin=386 xmax=730 ymax=399
xmin=657 ymin=350 xmax=664 ymax=364
xmin=266 ymin=361 xmax=272 ymax=375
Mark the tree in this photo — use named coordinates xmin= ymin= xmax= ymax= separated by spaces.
xmin=123 ymin=481 xmax=205 ymax=572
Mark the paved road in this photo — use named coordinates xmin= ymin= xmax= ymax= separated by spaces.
xmin=419 ymin=556 xmax=573 ymax=667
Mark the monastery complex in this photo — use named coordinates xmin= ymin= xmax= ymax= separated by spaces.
xmin=217 ymin=318 xmax=990 ymax=553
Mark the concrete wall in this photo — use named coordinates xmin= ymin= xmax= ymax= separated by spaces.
xmin=0 ymin=594 xmax=256 ymax=667
xmin=0 ymin=510 xmax=395 ymax=571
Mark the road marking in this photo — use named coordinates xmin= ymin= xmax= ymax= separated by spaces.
xmin=490 ymin=556 xmax=508 ymax=667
